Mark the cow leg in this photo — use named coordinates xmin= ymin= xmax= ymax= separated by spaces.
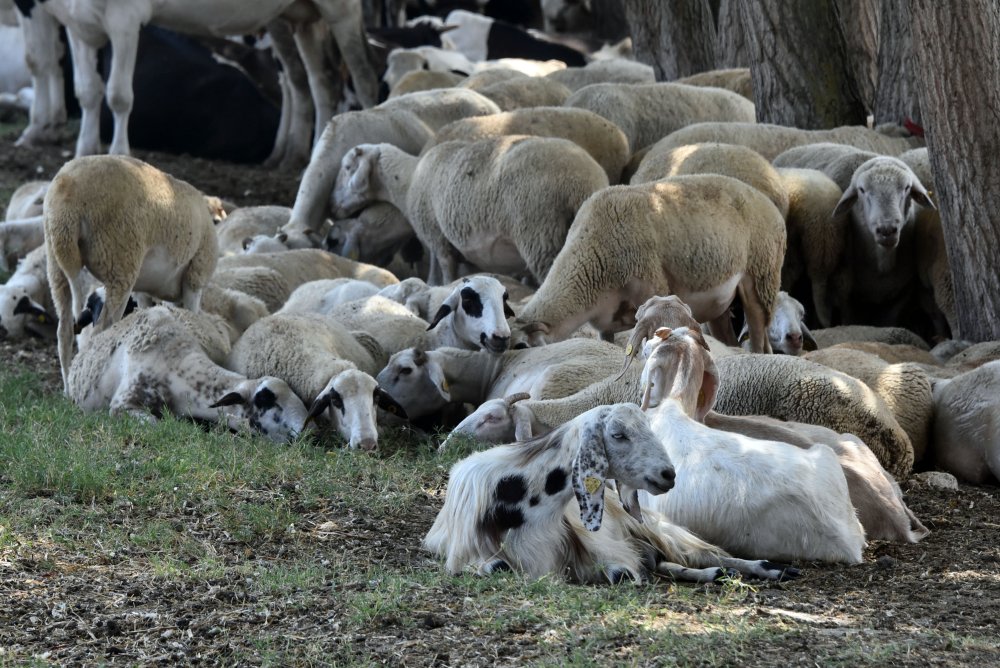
xmin=64 ymin=30 xmax=104 ymax=157
xmin=16 ymin=8 xmax=66 ymax=146
xmin=103 ymin=17 xmax=141 ymax=156
xmin=315 ymin=0 xmax=379 ymax=108
xmin=292 ymin=19 xmax=338 ymax=143
xmin=267 ymin=18 xmax=313 ymax=167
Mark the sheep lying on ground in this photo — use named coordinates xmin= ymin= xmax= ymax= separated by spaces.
xmin=0 ymin=216 xmax=44 ymax=273
xmin=226 ymin=312 xmax=403 ymax=451
xmin=648 ymin=122 xmax=924 ymax=161
xmin=388 ymin=70 xmax=466 ymax=98
xmin=810 ymin=325 xmax=929 ymax=350
xmin=425 ymin=403 xmax=798 ymax=583
xmin=333 ymin=137 xmax=608 ymax=285
xmin=277 ymin=278 xmax=381 ymax=316
xmin=459 ymin=69 xmax=573 ymax=110
xmin=430 ymin=107 xmax=631 ymax=183
xmin=931 ymin=360 xmax=1000 ymax=484
xmin=68 ymin=305 xmax=308 ymax=442
xmin=377 ymin=275 xmax=535 ymax=321
xmin=563 ymin=82 xmax=755 ymax=153
xmin=739 ymin=291 xmax=817 ymax=356
xmin=637 ymin=326 xmax=865 ymax=563
xmin=713 ymin=354 xmax=914 ymax=479
xmin=215 ymin=205 xmax=292 ymax=256
xmin=325 ymin=203 xmax=417 ymax=269
xmin=45 ymin=156 xmax=220 ymax=389
xmin=511 ymin=175 xmax=786 ymax=352
xmin=0 ymin=245 xmax=57 ymax=340
xmin=5 ymin=179 xmax=48 ymax=220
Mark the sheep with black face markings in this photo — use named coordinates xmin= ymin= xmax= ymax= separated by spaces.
xmin=425 ymin=403 xmax=798 ymax=583
xmin=67 ymin=305 xmax=308 ymax=443
xmin=0 ymin=245 xmax=59 ymax=340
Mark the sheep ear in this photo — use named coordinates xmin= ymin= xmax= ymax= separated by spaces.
xmin=428 ymin=289 xmax=462 ymax=330
xmin=617 ymin=483 xmax=643 ymax=523
xmin=737 ymin=325 xmax=750 ymax=345
xmin=833 ymin=184 xmax=857 ymax=217
xmin=14 ymin=296 xmax=54 ymax=324
xmin=307 ymin=388 xmax=343 ymax=424
xmin=347 ymin=148 xmax=374 ymax=193
xmin=910 ymin=181 xmax=936 ymax=209
xmin=503 ymin=298 xmax=516 ymax=319
xmin=210 ymin=387 xmax=251 ymax=408
xmin=572 ymin=420 xmax=610 ymax=532
xmin=426 ymin=361 xmax=451 ymax=401
xmin=241 ymin=237 xmax=253 ymax=250
xmin=374 ymin=387 xmax=408 ymax=419
xmin=277 ymin=232 xmax=288 ymax=243
xmin=801 ymin=323 xmax=819 ymax=352
xmin=427 ymin=304 xmax=452 ymax=330
xmin=511 ymin=402 xmax=534 ymax=441
xmin=696 ymin=351 xmax=720 ymax=422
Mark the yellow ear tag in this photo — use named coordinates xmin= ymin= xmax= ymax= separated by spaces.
xmin=698 ymin=389 xmax=705 ymax=405
xmin=625 ymin=344 xmax=633 ymax=356
xmin=36 ymin=315 xmax=46 ymax=323
xmin=584 ymin=476 xmax=602 ymax=494
xmin=440 ymin=379 xmax=449 ymax=392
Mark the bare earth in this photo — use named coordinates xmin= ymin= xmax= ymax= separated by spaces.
xmin=0 ymin=123 xmax=998 ymax=666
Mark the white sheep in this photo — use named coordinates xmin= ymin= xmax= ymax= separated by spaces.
xmin=931 ymin=360 xmax=1000 ymax=484
xmin=809 ymin=325 xmax=930 ymax=350
xmin=738 ymin=291 xmax=817 ymax=356
xmin=0 ymin=245 xmax=57 ymax=340
xmin=44 ymin=155 xmax=221 ymax=389
xmin=430 ymin=107 xmax=631 ymax=183
xmin=563 ymin=82 xmax=756 ymax=153
xmin=382 ymin=46 xmax=475 ymax=91
xmin=214 ymin=205 xmax=292 ymax=256
xmin=511 ymin=175 xmax=786 ymax=352
xmin=277 ymin=278 xmax=381 ymax=316
xmin=332 ymin=137 xmax=608 ymax=285
xmin=648 ymin=122 xmax=924 ymax=161
xmin=772 ymin=142 xmax=879 ymax=189
xmin=226 ymin=312 xmax=404 ymax=451
xmin=0 ymin=216 xmax=45 ymax=274
xmin=544 ymin=59 xmax=656 ymax=92
xmin=67 ymin=305 xmax=309 ymax=443
xmin=387 ymin=70 xmax=466 ymax=98
xmin=675 ymin=67 xmax=753 ymax=101
xmin=637 ymin=326 xmax=866 ymax=563
xmin=425 ymin=403 xmax=797 ymax=583
xmin=375 ymin=87 xmax=501 ymax=132
xmin=376 ymin=274 xmax=535 ymax=321
xmin=458 ymin=69 xmax=573 ymax=110
xmin=712 ymin=353 xmax=914 ymax=479
xmin=4 ymin=179 xmax=48 ymax=220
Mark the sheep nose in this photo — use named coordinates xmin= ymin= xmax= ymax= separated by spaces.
xmin=661 ymin=467 xmax=676 ymax=488
xmin=353 ymin=436 xmax=377 ymax=451
xmin=786 ymin=332 xmax=802 ymax=347
xmin=481 ymin=333 xmax=510 ymax=353
xmin=875 ymin=226 xmax=900 ymax=246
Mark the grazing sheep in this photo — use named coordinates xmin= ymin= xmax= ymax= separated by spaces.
xmin=511 ymin=175 xmax=786 ymax=352
xmin=630 ymin=142 xmax=790 ymax=219
xmin=675 ymin=67 xmax=752 ymax=100
xmin=637 ymin=327 xmax=865 ymax=563
xmin=810 ymin=325 xmax=929 ymax=350
xmin=649 ymin=122 xmax=924 ymax=161
xmin=931 ymin=361 xmax=1000 ymax=484
xmin=544 ymin=58 xmax=656 ymax=92
xmin=713 ymin=354 xmax=914 ymax=479
xmin=739 ymin=291 xmax=817 ymax=356
xmin=278 ymin=278 xmax=381 ymax=316
xmin=215 ymin=205 xmax=292 ymax=256
xmin=563 ymin=82 xmax=756 ymax=153
xmin=379 ymin=337 xmax=624 ymax=421
xmin=0 ymin=216 xmax=45 ymax=274
xmin=431 ymin=107 xmax=631 ymax=183
xmin=67 ymin=305 xmax=309 ymax=443
xmin=425 ymin=403 xmax=797 ymax=583
xmin=4 ymin=179 xmax=48 ymax=220
xmin=643 ymin=325 xmax=927 ymax=545
xmin=45 ymin=155 xmax=220 ymax=389
xmin=802 ymin=348 xmax=933 ymax=464
xmin=0 ymin=245 xmax=57 ymax=340
xmin=226 ymin=312 xmax=404 ymax=451
xmin=333 ymin=137 xmax=608 ymax=285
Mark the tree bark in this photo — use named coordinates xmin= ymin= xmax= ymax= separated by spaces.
xmin=911 ymin=0 xmax=1000 ymax=341
xmin=738 ymin=0 xmax=866 ymax=128
xmin=623 ymin=0 xmax=716 ymax=81
xmin=874 ymin=0 xmax=921 ymax=126
xmin=715 ymin=0 xmax=748 ymax=68
xmin=832 ymin=0 xmax=879 ymax=114
xmin=589 ymin=0 xmax=631 ymax=42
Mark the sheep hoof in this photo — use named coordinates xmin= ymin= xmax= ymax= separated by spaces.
xmin=713 ymin=567 xmax=741 ymax=582
xmin=486 ymin=559 xmax=511 ymax=574
xmin=607 ymin=568 xmax=638 ymax=585
xmin=762 ymin=561 xmax=801 ymax=581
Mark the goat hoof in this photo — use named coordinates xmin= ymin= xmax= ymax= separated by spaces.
xmin=486 ymin=559 xmax=511 ymax=574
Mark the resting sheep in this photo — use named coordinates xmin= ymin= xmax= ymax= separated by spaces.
xmin=0 ymin=245 xmax=57 ymax=340
xmin=215 ymin=205 xmax=292 ymax=256
xmin=425 ymin=403 xmax=796 ymax=583
xmin=0 ymin=217 xmax=45 ymax=274
xmin=739 ymin=291 xmax=817 ymax=356
xmin=333 ymin=136 xmax=608 ymax=285
xmin=44 ymin=155 xmax=220 ymax=389
xmin=637 ymin=326 xmax=865 ymax=563
xmin=675 ymin=68 xmax=753 ymax=101
xmin=544 ymin=58 xmax=656 ymax=92
xmin=563 ymin=82 xmax=756 ymax=153
xmin=511 ymin=175 xmax=786 ymax=352
xmin=458 ymin=69 xmax=573 ymax=110
xmin=931 ymin=361 xmax=1000 ymax=484
xmin=810 ymin=325 xmax=929 ymax=350
xmin=226 ymin=312 xmax=403 ymax=451
xmin=67 ymin=305 xmax=308 ymax=443
xmin=4 ymin=179 xmax=48 ymax=220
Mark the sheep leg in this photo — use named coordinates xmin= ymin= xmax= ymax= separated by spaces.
xmin=291 ymin=20 xmax=338 ymax=145
xmin=737 ymin=275 xmax=774 ymax=354
xmin=48 ymin=261 xmax=74 ymax=392
xmin=64 ymin=30 xmax=104 ymax=157
xmin=705 ymin=313 xmax=738 ymax=347
xmin=315 ymin=0 xmax=380 ymax=108
xmin=655 ymin=561 xmax=732 ymax=584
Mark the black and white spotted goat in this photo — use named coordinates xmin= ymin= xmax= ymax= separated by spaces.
xmin=424 ymin=403 xmax=799 ymax=584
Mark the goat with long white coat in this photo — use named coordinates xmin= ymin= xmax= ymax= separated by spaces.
xmin=425 ymin=403 xmax=798 ymax=583
xmin=637 ymin=326 xmax=865 ymax=563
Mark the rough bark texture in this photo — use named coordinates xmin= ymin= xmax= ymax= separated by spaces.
xmin=716 ymin=0 xmax=749 ymax=68
xmin=911 ymin=0 xmax=1000 ymax=342
xmin=624 ymin=0 xmax=716 ymax=81
xmin=833 ymin=0 xmax=879 ymax=114
xmin=590 ymin=0 xmax=631 ymax=42
xmin=874 ymin=0 xmax=921 ymax=126
xmin=739 ymin=0 xmax=867 ymax=128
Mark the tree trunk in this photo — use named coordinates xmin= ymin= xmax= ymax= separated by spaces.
xmin=911 ymin=0 xmax=1000 ymax=341
xmin=874 ymin=0 xmax=921 ymax=126
xmin=715 ymin=0 xmax=748 ymax=68
xmin=623 ymin=0 xmax=716 ymax=81
xmin=738 ymin=0 xmax=866 ymax=128
xmin=833 ymin=0 xmax=879 ymax=115
xmin=589 ymin=0 xmax=631 ymax=42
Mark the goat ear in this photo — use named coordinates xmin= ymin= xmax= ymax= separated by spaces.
xmin=617 ymin=483 xmax=643 ymax=523
xmin=374 ymin=387 xmax=408 ymax=419
xmin=572 ymin=420 xmax=610 ymax=532
xmin=910 ymin=181 xmax=936 ymax=209
xmin=801 ymin=323 xmax=819 ymax=352
xmin=833 ymin=184 xmax=858 ymax=217
xmin=653 ymin=327 xmax=672 ymax=340
xmin=696 ymin=351 xmax=720 ymax=422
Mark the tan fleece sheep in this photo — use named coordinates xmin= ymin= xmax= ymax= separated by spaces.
xmin=804 ymin=347 xmax=934 ymax=463
xmin=563 ymin=82 xmax=756 ymax=153
xmin=458 ymin=69 xmax=573 ymax=110
xmin=388 ymin=70 xmax=466 ymax=98
xmin=4 ymin=179 xmax=48 ymax=220
xmin=430 ymin=107 xmax=631 ymax=183
xmin=931 ymin=360 xmax=1000 ymax=484
xmin=512 ymin=174 xmax=787 ymax=352
xmin=44 ymin=155 xmax=220 ymax=389
xmin=675 ymin=68 xmax=753 ymax=101
xmin=810 ymin=325 xmax=929 ymax=350
xmin=544 ymin=58 xmax=656 ymax=92
xmin=215 ymin=205 xmax=292 ymax=256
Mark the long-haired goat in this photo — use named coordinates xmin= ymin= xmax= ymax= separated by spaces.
xmin=424 ymin=403 xmax=798 ymax=584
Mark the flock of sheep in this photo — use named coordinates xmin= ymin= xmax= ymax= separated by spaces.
xmin=2 ymin=15 xmax=999 ymax=587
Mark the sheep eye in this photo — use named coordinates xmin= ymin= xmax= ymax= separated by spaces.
xmin=857 ymin=186 xmax=866 ymax=195
xmin=611 ymin=432 xmax=626 ymax=440
xmin=400 ymin=367 xmax=412 ymax=375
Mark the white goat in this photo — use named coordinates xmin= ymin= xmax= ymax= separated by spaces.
xmin=425 ymin=403 xmax=798 ymax=583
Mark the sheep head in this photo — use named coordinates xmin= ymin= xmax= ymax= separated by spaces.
xmin=739 ymin=291 xmax=817 ymax=356
xmin=375 ymin=347 xmax=451 ymax=419
xmin=333 ymin=144 xmax=381 ymax=218
xmin=209 ymin=377 xmax=309 ymax=444
xmin=428 ymin=276 xmax=514 ymax=353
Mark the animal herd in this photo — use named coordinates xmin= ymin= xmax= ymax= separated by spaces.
xmin=1 ymin=0 xmax=998 ymax=587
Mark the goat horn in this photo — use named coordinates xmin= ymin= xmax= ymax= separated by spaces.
xmin=505 ymin=392 xmax=531 ymax=406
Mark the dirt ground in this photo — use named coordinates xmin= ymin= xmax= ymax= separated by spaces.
xmin=1 ymin=123 xmax=999 ymax=666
